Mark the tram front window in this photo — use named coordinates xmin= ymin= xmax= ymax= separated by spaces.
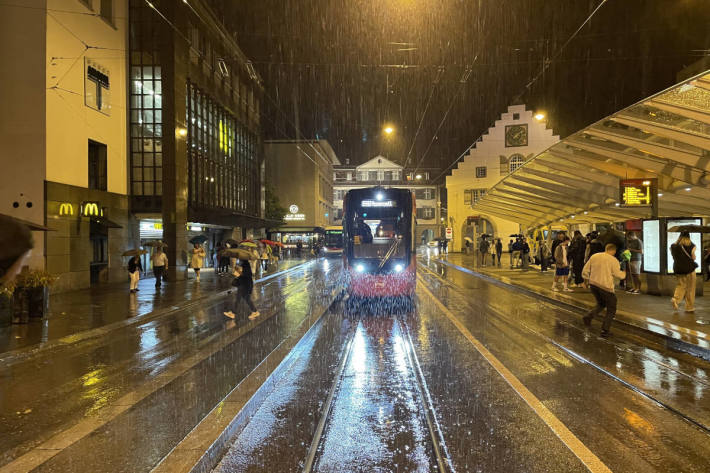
xmin=353 ymin=217 xmax=406 ymax=260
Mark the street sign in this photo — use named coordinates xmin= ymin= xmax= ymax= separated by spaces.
xmin=445 ymin=227 xmax=453 ymax=240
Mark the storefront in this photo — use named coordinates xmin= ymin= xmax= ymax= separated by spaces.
xmin=268 ymin=227 xmax=325 ymax=254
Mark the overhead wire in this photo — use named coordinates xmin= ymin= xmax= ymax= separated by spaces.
xmin=432 ymin=0 xmax=610 ymax=184
xmin=402 ymin=66 xmax=443 ymax=169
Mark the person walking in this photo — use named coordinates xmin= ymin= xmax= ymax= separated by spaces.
xmin=224 ymin=259 xmax=260 ymax=320
xmin=511 ymin=238 xmax=522 ymax=268
xmin=495 ymin=238 xmax=503 ymax=267
xmin=625 ymin=232 xmax=643 ymax=294
xmin=151 ymin=247 xmax=168 ymax=288
xmin=507 ymin=239 xmax=514 ymax=267
xmin=259 ymin=243 xmax=270 ymax=272
xmin=569 ymin=230 xmax=586 ymax=287
xmin=127 ymin=255 xmax=143 ymax=293
xmin=552 ymin=237 xmax=572 ymax=292
xmin=190 ymin=243 xmax=206 ymax=281
xmin=670 ymin=231 xmax=697 ymax=313
xmin=582 ymin=243 xmax=627 ymax=337
xmin=479 ymin=237 xmax=490 ymax=267
xmin=539 ymin=240 xmax=551 ymax=272
xmin=521 ymin=238 xmax=531 ymax=270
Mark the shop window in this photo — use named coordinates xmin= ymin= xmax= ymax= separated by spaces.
xmin=88 ymin=140 xmax=107 ymax=191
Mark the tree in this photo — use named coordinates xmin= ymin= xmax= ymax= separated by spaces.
xmin=265 ymin=185 xmax=287 ymax=223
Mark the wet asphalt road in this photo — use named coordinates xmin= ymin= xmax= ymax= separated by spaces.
xmin=0 ymin=259 xmax=341 ymax=472
xmin=214 ymin=256 xmax=710 ymax=473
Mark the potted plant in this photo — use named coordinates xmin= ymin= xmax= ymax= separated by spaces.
xmin=13 ymin=270 xmax=56 ymax=322
xmin=0 ymin=282 xmax=14 ymax=327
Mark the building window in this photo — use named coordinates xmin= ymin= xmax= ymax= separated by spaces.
xmin=414 ymin=188 xmax=433 ymax=200
xmin=368 ymin=171 xmax=377 ymax=181
xmin=513 ymin=112 xmax=520 ymax=120
xmin=509 ymin=154 xmax=525 ymax=173
xmin=88 ymin=140 xmax=107 ymax=191
xmin=85 ymin=60 xmax=110 ymax=115
xmin=416 ymin=207 xmax=435 ymax=219
xmin=100 ymin=0 xmax=112 ymax=24
xmin=475 ymin=166 xmax=487 ymax=178
xmin=464 ymin=189 xmax=486 ymax=206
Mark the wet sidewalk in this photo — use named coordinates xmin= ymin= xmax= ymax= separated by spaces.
xmin=435 ymin=252 xmax=710 ymax=357
xmin=0 ymin=259 xmax=307 ymax=357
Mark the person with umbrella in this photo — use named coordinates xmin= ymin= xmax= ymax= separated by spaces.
xmin=190 ymin=243 xmax=206 ymax=282
xmin=223 ymin=256 xmax=260 ymax=321
xmin=127 ymin=254 xmax=143 ymax=293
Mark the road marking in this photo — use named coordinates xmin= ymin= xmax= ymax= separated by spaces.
xmin=418 ymin=277 xmax=613 ymax=473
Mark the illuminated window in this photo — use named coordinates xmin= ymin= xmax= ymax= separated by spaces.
xmin=509 ymin=154 xmax=525 ymax=173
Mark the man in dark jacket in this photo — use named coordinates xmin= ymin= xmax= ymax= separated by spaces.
xmin=569 ymin=230 xmax=586 ymax=286
xmin=224 ymin=259 xmax=260 ymax=320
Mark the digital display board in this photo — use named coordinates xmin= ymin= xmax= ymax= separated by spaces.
xmin=666 ymin=218 xmax=702 ymax=274
xmin=620 ymin=178 xmax=656 ymax=207
xmin=642 ymin=219 xmax=660 ymax=273
xmin=361 ymin=200 xmax=395 ymax=208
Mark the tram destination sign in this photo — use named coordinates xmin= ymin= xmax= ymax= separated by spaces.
xmin=619 ymin=178 xmax=657 ymax=208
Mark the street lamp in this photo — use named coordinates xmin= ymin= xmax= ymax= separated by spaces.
xmin=534 ymin=112 xmax=545 ymax=121
xmin=384 ymin=125 xmax=394 ymax=135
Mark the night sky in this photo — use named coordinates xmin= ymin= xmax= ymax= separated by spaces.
xmin=218 ymin=0 xmax=710 ymax=174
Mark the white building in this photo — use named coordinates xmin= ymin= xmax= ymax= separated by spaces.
xmin=446 ymin=105 xmax=559 ymax=252
xmin=333 ymin=156 xmax=443 ymax=244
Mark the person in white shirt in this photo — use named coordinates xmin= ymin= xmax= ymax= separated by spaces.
xmin=151 ymin=247 xmax=169 ymax=288
xmin=581 ymin=243 xmax=626 ymax=337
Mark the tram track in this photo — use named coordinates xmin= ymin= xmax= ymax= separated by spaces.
xmin=302 ymin=310 xmax=453 ymax=473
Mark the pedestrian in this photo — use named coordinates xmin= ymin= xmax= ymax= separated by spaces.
xmin=539 ymin=240 xmax=551 ymax=272
xmin=552 ymin=237 xmax=572 ymax=292
xmin=127 ymin=255 xmax=143 ymax=293
xmin=296 ymin=240 xmax=303 ymax=256
xmin=512 ymin=238 xmax=522 ymax=268
xmin=223 ymin=258 xmax=260 ymax=320
xmin=670 ymin=231 xmax=697 ymax=313
xmin=190 ymin=243 xmax=206 ymax=281
xmin=479 ymin=237 xmax=490 ymax=267
xmin=550 ymin=231 xmax=566 ymax=265
xmin=588 ymin=232 xmax=604 ymax=258
xmin=521 ymin=238 xmax=531 ymax=270
xmin=582 ymin=243 xmax=627 ymax=337
xmin=507 ymin=239 xmax=514 ymax=266
xmin=489 ymin=238 xmax=496 ymax=265
xmin=568 ymin=231 xmax=586 ymax=287
xmin=151 ymin=246 xmax=168 ymax=288
xmin=259 ymin=243 xmax=270 ymax=271
xmin=625 ymin=231 xmax=643 ymax=294
xmin=495 ymin=238 xmax=503 ymax=267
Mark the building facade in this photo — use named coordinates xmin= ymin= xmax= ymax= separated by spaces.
xmin=1 ymin=0 xmax=131 ymax=292
xmin=129 ymin=0 xmax=265 ymax=278
xmin=446 ymin=105 xmax=559 ymax=252
xmin=332 ymin=156 xmax=444 ymax=244
xmin=265 ymin=140 xmax=340 ymax=246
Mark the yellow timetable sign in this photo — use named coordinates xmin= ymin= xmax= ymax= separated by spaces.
xmin=620 ymin=178 xmax=656 ymax=207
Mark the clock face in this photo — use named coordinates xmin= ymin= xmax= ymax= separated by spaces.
xmin=505 ymin=124 xmax=528 ymax=147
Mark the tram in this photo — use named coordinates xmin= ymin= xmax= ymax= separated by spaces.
xmin=342 ymin=187 xmax=416 ymax=298
xmin=322 ymin=225 xmax=344 ymax=256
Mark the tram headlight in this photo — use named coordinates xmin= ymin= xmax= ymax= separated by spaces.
xmin=394 ymin=264 xmax=404 ymax=272
xmin=356 ymin=264 xmax=365 ymax=273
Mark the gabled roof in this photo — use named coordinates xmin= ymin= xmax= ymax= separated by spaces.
xmin=356 ymin=156 xmax=402 ymax=170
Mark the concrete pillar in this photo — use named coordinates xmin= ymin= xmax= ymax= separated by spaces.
xmin=160 ymin=3 xmax=188 ymax=281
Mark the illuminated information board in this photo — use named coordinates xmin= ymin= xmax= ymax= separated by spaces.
xmin=619 ymin=178 xmax=657 ymax=207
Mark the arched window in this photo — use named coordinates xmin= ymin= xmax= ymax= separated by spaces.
xmin=509 ymin=154 xmax=525 ymax=173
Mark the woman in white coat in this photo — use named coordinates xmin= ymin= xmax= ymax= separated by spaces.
xmin=190 ymin=244 xmax=206 ymax=281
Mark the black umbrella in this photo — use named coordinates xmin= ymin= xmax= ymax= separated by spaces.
xmin=224 ymin=238 xmax=239 ymax=247
xmin=599 ymin=229 xmax=626 ymax=251
xmin=189 ymin=235 xmax=208 ymax=244
xmin=509 ymin=233 xmax=523 ymax=238
xmin=668 ymin=224 xmax=710 ymax=233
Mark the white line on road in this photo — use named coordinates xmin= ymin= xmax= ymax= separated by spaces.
xmin=418 ymin=277 xmax=613 ymax=473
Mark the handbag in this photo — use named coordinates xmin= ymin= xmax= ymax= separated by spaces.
xmin=680 ymin=245 xmax=699 ymax=269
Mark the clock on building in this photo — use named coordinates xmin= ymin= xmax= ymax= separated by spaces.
xmin=505 ymin=124 xmax=528 ymax=147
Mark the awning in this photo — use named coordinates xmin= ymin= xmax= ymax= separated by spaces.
xmin=0 ymin=213 xmax=54 ymax=231
xmin=472 ymin=69 xmax=710 ymax=228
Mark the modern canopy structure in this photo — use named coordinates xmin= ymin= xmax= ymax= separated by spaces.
xmin=472 ymin=70 xmax=710 ymax=229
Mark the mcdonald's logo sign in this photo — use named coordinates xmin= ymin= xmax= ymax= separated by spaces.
xmin=81 ymin=202 xmax=101 ymax=217
xmin=58 ymin=203 xmax=74 ymax=216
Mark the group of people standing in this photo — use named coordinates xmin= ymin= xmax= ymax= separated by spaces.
xmin=477 ymin=237 xmax=504 ymax=267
